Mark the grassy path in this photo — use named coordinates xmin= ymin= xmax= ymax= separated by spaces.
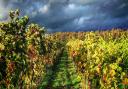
xmin=38 ymin=50 xmax=81 ymax=89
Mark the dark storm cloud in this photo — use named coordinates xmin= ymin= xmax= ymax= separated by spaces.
xmin=0 ymin=0 xmax=128 ymax=32
xmin=99 ymin=0 xmax=128 ymax=18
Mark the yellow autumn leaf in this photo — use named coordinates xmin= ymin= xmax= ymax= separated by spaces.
xmin=123 ymin=78 xmax=128 ymax=85
xmin=0 ymin=43 xmax=5 ymax=51
xmin=110 ymin=69 xmax=116 ymax=77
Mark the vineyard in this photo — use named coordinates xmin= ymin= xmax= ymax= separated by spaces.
xmin=0 ymin=10 xmax=128 ymax=89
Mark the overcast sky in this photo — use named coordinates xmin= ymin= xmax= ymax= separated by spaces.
xmin=0 ymin=0 xmax=128 ymax=32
